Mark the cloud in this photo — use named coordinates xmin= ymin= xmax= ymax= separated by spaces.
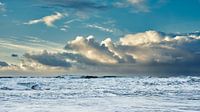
xmin=65 ymin=19 xmax=81 ymax=24
xmin=65 ymin=32 xmax=197 ymax=65
xmin=0 ymin=61 xmax=9 ymax=67
xmin=118 ymin=31 xmax=200 ymax=64
xmin=127 ymin=0 xmax=149 ymax=12
xmin=0 ymin=36 xmax=65 ymax=69
xmin=119 ymin=30 xmax=194 ymax=46
xmin=24 ymin=50 xmax=71 ymax=67
xmin=64 ymin=31 xmax=200 ymax=74
xmin=24 ymin=12 xmax=64 ymax=27
xmin=114 ymin=0 xmax=167 ymax=13
xmin=39 ymin=0 xmax=108 ymax=11
xmin=113 ymin=2 xmax=129 ymax=8
xmin=65 ymin=36 xmax=118 ymax=64
xmin=0 ymin=61 xmax=70 ymax=77
xmin=87 ymin=24 xmax=113 ymax=33
xmin=60 ymin=19 xmax=81 ymax=32
xmin=0 ymin=2 xmax=6 ymax=12
xmin=128 ymin=0 xmax=169 ymax=12
xmin=1 ymin=31 xmax=200 ymax=76
xmin=0 ymin=36 xmax=64 ymax=53
xmin=36 ymin=0 xmax=110 ymax=19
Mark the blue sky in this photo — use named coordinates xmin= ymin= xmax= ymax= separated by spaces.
xmin=0 ymin=0 xmax=200 ymax=42
xmin=0 ymin=0 xmax=200 ymax=76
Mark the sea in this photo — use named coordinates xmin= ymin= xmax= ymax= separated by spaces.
xmin=0 ymin=75 xmax=200 ymax=112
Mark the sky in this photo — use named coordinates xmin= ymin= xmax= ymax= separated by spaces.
xmin=0 ymin=0 xmax=200 ymax=76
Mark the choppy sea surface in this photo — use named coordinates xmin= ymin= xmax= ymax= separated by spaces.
xmin=0 ymin=75 xmax=200 ymax=112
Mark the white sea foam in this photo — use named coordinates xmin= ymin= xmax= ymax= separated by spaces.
xmin=0 ymin=76 xmax=200 ymax=112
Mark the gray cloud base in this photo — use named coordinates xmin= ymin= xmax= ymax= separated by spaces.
xmin=24 ymin=50 xmax=71 ymax=68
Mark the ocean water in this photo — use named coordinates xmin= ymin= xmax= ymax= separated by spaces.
xmin=0 ymin=76 xmax=200 ymax=112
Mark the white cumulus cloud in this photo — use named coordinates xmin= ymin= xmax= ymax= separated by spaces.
xmin=119 ymin=30 xmax=194 ymax=46
xmin=65 ymin=36 xmax=118 ymax=64
xmin=24 ymin=12 xmax=64 ymax=27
